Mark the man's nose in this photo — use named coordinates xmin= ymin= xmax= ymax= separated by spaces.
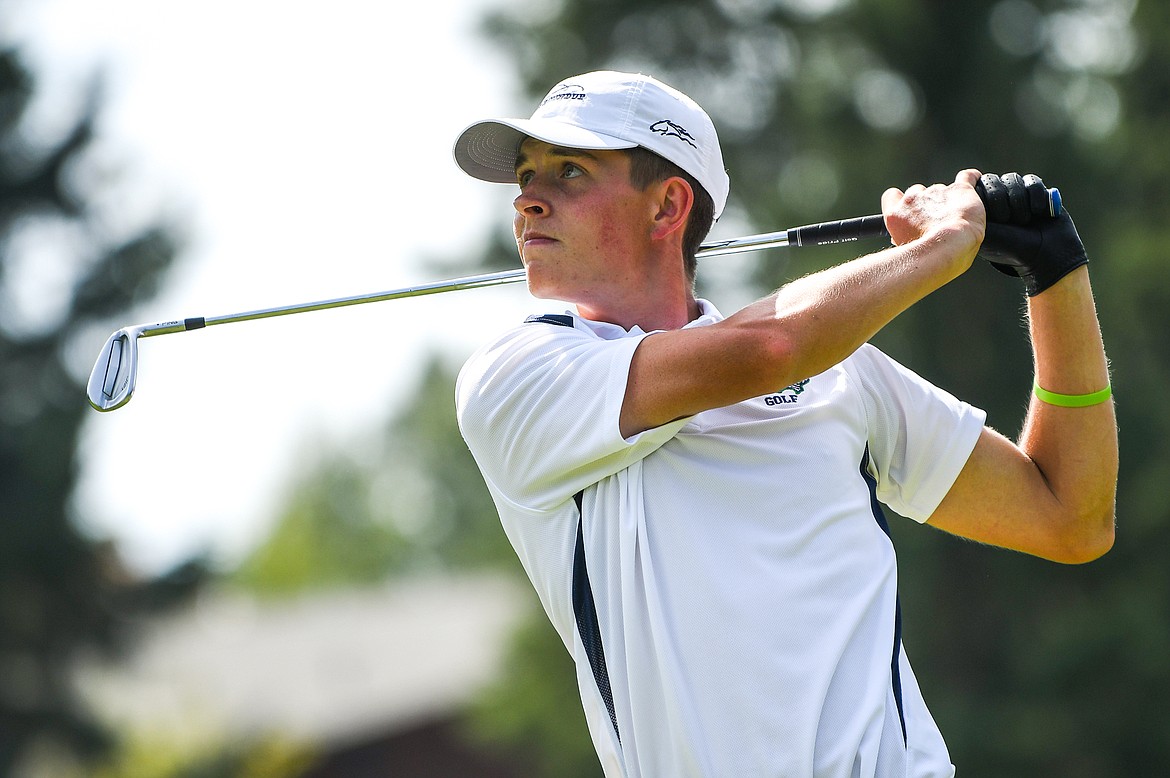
xmin=513 ymin=175 xmax=552 ymax=216
xmin=514 ymin=189 xmax=548 ymax=217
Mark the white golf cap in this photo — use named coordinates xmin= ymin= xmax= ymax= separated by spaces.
xmin=453 ymin=71 xmax=729 ymax=219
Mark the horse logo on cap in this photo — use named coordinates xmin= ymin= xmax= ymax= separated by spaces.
xmin=649 ymin=120 xmax=698 ymax=148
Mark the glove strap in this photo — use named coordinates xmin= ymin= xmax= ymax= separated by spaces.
xmin=1033 ymin=381 xmax=1112 ymax=407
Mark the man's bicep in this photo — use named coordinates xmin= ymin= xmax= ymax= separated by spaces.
xmin=620 ymin=324 xmax=789 ymax=437
xmin=621 ymin=330 xmax=705 ymax=437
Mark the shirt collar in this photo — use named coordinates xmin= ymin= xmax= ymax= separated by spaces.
xmin=562 ymin=299 xmax=724 ymax=341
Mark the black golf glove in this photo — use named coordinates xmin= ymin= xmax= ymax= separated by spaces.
xmin=975 ymin=172 xmax=1089 ymax=296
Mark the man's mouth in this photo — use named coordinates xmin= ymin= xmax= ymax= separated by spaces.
xmin=520 ymin=232 xmax=558 ymax=255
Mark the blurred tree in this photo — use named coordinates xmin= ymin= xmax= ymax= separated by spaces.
xmin=0 ymin=37 xmax=201 ymax=775
xmin=467 ymin=614 xmax=598 ymax=778
xmin=89 ymin=731 xmax=315 ymax=778
xmin=232 ymin=355 xmax=520 ymax=597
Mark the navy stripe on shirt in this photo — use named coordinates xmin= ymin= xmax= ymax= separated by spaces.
xmin=573 ymin=492 xmax=621 ymax=743
xmin=860 ymin=448 xmax=908 ymax=743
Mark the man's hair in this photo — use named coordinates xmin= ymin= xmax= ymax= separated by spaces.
xmin=624 ymin=146 xmax=716 ymax=284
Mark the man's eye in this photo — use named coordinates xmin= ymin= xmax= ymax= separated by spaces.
xmin=517 ymin=170 xmax=534 ymax=187
xmin=562 ymin=163 xmax=583 ymax=179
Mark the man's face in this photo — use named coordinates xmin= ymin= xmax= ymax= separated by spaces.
xmin=512 ymin=138 xmax=658 ymax=311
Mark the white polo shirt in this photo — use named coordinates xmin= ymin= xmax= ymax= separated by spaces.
xmin=456 ymin=300 xmax=985 ymax=777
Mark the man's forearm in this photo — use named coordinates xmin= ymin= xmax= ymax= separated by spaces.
xmin=757 ymin=170 xmax=986 ymax=389
xmin=760 ymin=225 xmax=976 ymax=385
xmin=1020 ymin=266 xmax=1118 ymax=549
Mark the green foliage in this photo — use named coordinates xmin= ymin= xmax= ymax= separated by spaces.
xmin=0 ymin=34 xmax=199 ymax=777
xmin=87 ymin=732 xmax=316 ymax=778
xmin=231 ymin=458 xmax=411 ymax=595
xmin=466 ymin=612 xmax=601 ymax=778
xmin=232 ymin=355 xmax=518 ymax=596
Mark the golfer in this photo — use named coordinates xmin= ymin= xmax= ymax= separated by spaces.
xmin=453 ymin=71 xmax=1117 ymax=777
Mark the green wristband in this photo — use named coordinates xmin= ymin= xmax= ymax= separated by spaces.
xmin=1033 ymin=381 xmax=1112 ymax=408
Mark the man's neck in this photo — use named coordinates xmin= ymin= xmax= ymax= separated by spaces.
xmin=577 ymin=292 xmax=701 ymax=332
xmin=569 ymin=237 xmax=697 ymax=331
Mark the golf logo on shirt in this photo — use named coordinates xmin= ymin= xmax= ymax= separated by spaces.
xmin=763 ymin=379 xmax=810 ymax=407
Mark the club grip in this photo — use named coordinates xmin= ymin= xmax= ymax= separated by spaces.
xmin=787 ymin=214 xmax=889 ymax=247
xmin=786 ymin=185 xmax=1060 ymax=249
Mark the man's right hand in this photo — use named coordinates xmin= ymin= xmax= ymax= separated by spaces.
xmin=880 ymin=169 xmax=987 ymax=272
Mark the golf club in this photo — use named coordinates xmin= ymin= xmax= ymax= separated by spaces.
xmin=87 ymin=184 xmax=1061 ymax=413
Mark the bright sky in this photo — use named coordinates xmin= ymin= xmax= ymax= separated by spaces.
xmin=10 ymin=0 xmax=542 ymax=573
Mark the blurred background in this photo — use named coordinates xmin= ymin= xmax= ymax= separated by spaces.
xmin=2 ymin=0 xmax=1166 ymax=775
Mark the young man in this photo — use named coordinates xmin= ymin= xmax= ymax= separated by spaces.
xmin=452 ymin=71 xmax=1117 ymax=777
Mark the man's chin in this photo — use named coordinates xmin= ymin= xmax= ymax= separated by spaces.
xmin=523 ymin=269 xmax=561 ymax=301
xmin=527 ymin=284 xmax=568 ymax=303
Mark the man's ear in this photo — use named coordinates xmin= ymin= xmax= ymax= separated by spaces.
xmin=650 ymin=177 xmax=694 ymax=242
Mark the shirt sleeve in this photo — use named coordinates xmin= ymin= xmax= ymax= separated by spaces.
xmin=844 ymin=343 xmax=987 ymax=523
xmin=456 ymin=321 xmax=689 ymax=512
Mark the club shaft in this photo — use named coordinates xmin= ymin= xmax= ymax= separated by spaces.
xmin=133 ymin=214 xmax=889 ymax=339
xmin=198 ymin=268 xmax=529 ymax=332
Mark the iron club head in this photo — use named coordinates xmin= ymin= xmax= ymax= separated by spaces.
xmin=87 ymin=326 xmax=143 ymax=412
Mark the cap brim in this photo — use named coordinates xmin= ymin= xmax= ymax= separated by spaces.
xmin=453 ymin=118 xmax=637 ymax=184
